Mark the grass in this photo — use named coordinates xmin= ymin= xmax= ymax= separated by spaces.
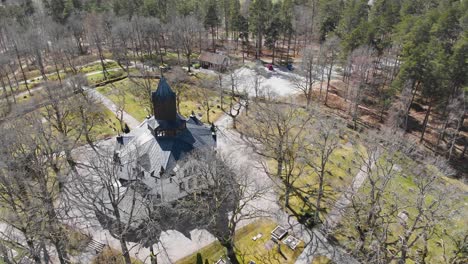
xmin=97 ymin=79 xmax=151 ymax=122
xmin=142 ymin=51 xmax=200 ymax=63
xmin=90 ymin=107 xmax=121 ymax=140
xmin=79 ymin=61 xmax=119 ymax=74
xmin=86 ymin=70 xmax=126 ymax=85
xmin=92 ymin=247 xmax=143 ymax=264
xmin=311 ymin=255 xmax=333 ymax=264
xmin=334 ymin=151 xmax=468 ymax=263
xmin=176 ymin=219 xmax=305 ymax=264
xmin=285 ymin=142 xmax=364 ymax=218
xmin=97 ymin=78 xmax=224 ymax=123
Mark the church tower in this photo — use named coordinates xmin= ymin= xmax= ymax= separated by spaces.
xmin=152 ymin=77 xmax=177 ymax=121
xmin=149 ymin=77 xmax=186 ymax=137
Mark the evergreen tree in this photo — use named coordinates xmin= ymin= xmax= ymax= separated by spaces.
xmin=229 ymin=0 xmax=241 ymax=34
xmin=204 ymin=0 xmax=220 ymax=52
xmin=249 ymin=0 xmax=271 ymax=58
xmin=196 ymin=253 xmax=203 ymax=264
xmin=318 ymin=0 xmax=344 ymax=41
xmin=336 ymin=0 xmax=369 ymax=55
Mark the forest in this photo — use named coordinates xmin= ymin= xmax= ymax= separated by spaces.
xmin=0 ymin=0 xmax=466 ymax=264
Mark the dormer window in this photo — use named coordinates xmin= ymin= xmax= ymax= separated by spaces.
xmin=179 ymin=182 xmax=185 ymax=192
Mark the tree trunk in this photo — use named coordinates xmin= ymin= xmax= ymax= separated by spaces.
xmin=119 ymin=237 xmax=132 ymax=264
xmin=220 ymin=241 xmax=239 ymax=264
xmin=1 ymin=78 xmax=11 ymax=108
xmin=404 ymin=80 xmax=419 ymax=132
xmin=35 ymin=49 xmax=47 ymax=81
xmin=461 ymin=138 xmax=467 ymax=158
xmin=8 ymin=66 xmax=19 ymax=103
xmin=420 ymin=103 xmax=432 ymax=143
xmin=325 ymin=60 xmax=334 ymax=106
xmin=315 ymin=170 xmax=325 ymax=223
xmin=14 ymin=46 xmax=31 ymax=95
xmin=186 ymin=54 xmax=192 ymax=72
xmin=25 ymin=239 xmax=41 ymax=264
xmin=271 ymin=42 xmax=276 ymax=64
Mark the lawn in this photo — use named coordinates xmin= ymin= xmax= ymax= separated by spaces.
xmin=89 ymin=107 xmax=121 ymax=140
xmin=79 ymin=61 xmax=119 ymax=74
xmin=176 ymin=219 xmax=305 ymax=264
xmin=97 ymin=78 xmax=224 ymax=123
xmin=334 ymin=151 xmax=468 ymax=263
xmin=284 ymin=141 xmax=365 ymax=219
xmin=86 ymin=70 xmax=126 ymax=85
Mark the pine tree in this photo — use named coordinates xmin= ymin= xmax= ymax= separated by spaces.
xmin=249 ymin=0 xmax=271 ymax=58
xmin=204 ymin=0 xmax=220 ymax=52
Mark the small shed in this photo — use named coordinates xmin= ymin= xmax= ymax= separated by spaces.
xmin=198 ymin=51 xmax=229 ymax=71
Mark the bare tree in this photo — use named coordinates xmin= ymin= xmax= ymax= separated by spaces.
xmin=323 ymin=37 xmax=340 ymax=106
xmin=166 ymin=66 xmax=188 ymax=113
xmin=219 ymin=70 xmax=245 ymax=129
xmin=172 ymin=16 xmax=203 ymax=72
xmin=346 ymin=47 xmax=374 ymax=129
xmin=303 ymin=116 xmax=343 ymax=224
xmin=86 ymin=13 xmax=110 ymax=80
xmin=0 ymin=113 xmax=73 ymax=264
xmin=333 ymin=130 xmax=459 ymax=263
xmin=72 ymin=148 xmax=147 ymax=264
xmin=292 ymin=46 xmax=320 ymax=106
xmin=176 ymin=150 xmax=268 ymax=264
xmin=239 ymin=99 xmax=313 ymax=211
xmin=66 ymin=12 xmax=87 ymax=55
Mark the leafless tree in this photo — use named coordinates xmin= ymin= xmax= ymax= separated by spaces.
xmin=323 ymin=37 xmax=340 ymax=106
xmin=176 ymin=150 xmax=269 ymax=264
xmin=239 ymin=99 xmax=313 ymax=211
xmin=86 ymin=13 xmax=110 ymax=80
xmin=24 ymin=27 xmax=48 ymax=81
xmin=292 ymin=46 xmax=320 ymax=106
xmin=166 ymin=66 xmax=188 ymax=113
xmin=172 ymin=16 xmax=203 ymax=72
xmin=303 ymin=116 xmax=343 ymax=224
xmin=219 ymin=70 xmax=245 ymax=129
xmin=333 ymin=130 xmax=459 ymax=263
xmin=0 ymin=113 xmax=74 ymax=264
xmin=72 ymin=148 xmax=147 ymax=264
xmin=66 ymin=12 xmax=87 ymax=55
xmin=111 ymin=17 xmax=133 ymax=73
xmin=346 ymin=46 xmax=374 ymax=129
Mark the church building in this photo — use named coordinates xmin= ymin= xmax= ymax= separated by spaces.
xmin=113 ymin=77 xmax=217 ymax=204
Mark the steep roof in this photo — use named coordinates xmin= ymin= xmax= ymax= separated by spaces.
xmin=152 ymin=77 xmax=176 ymax=102
xmin=199 ymin=51 xmax=229 ymax=65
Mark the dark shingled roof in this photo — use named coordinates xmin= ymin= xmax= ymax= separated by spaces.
xmin=117 ymin=115 xmax=215 ymax=181
xmin=152 ymin=77 xmax=176 ymax=102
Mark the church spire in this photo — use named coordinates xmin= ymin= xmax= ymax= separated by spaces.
xmin=152 ymin=77 xmax=177 ymax=121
